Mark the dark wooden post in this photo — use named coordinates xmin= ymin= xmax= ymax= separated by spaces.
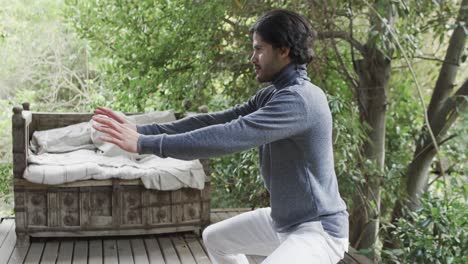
xmin=22 ymin=102 xmax=30 ymax=111
xmin=12 ymin=104 xmax=29 ymax=245
xmin=200 ymin=159 xmax=211 ymax=233
xmin=12 ymin=105 xmax=27 ymax=179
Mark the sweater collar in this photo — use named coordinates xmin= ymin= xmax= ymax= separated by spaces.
xmin=272 ymin=63 xmax=309 ymax=89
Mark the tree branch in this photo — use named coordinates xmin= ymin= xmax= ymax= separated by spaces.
xmin=432 ymin=79 xmax=468 ymax=135
xmin=413 ymin=80 xmax=468 ymax=161
xmin=166 ymin=64 xmax=193 ymax=74
xmin=223 ymin=18 xmax=238 ymax=29
xmin=317 ymin=30 xmax=366 ymax=55
xmin=413 ymin=55 xmax=447 ymax=63
xmin=427 ymin=0 xmax=467 ymax=120
xmin=331 ymin=37 xmax=359 ymax=89
xmin=348 ymin=0 xmax=358 ymax=74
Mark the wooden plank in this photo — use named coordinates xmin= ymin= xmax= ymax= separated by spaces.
xmin=12 ymin=107 xmax=28 ymax=179
xmin=13 ymin=192 xmax=27 ymax=235
xmin=103 ymin=240 xmax=118 ymax=264
xmin=112 ymin=180 xmax=122 ymax=227
xmin=24 ymin=225 xmax=199 ymax=238
xmin=158 ymin=237 xmax=180 ymax=264
xmin=47 ymin=192 xmax=59 ymax=227
xmin=131 ymin=238 xmax=149 ymax=264
xmin=0 ymin=219 xmax=14 ymax=247
xmin=41 ymin=241 xmax=59 ymax=264
xmin=7 ymin=245 xmax=29 ymax=264
xmin=89 ymin=239 xmax=103 ymax=264
xmin=6 ymin=223 xmax=28 ymax=263
xmin=209 ymin=212 xmax=222 ymax=224
xmin=197 ymin=236 xmax=208 ymax=255
xmin=14 ymin=178 xmax=115 ymax=188
xmin=80 ymin=190 xmax=91 ymax=227
xmin=171 ymin=236 xmax=196 ymax=264
xmin=171 ymin=191 xmax=183 ymax=224
xmin=143 ymin=237 xmax=165 ymax=264
xmin=23 ymin=241 xmax=45 ymax=264
xmin=73 ymin=240 xmax=88 ymax=264
xmin=142 ymin=191 xmax=150 ymax=226
xmin=56 ymin=241 xmax=74 ymax=264
xmin=227 ymin=211 xmax=239 ymax=218
xmin=217 ymin=212 xmax=231 ymax=222
xmin=183 ymin=234 xmax=210 ymax=264
xmin=13 ymin=178 xmax=156 ymax=189
xmin=213 ymin=212 xmax=226 ymax=222
xmin=0 ymin=220 xmax=17 ymax=264
xmin=200 ymin=184 xmax=211 ymax=225
xmin=117 ymin=239 xmax=134 ymax=264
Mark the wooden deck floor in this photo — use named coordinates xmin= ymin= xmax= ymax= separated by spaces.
xmin=0 ymin=208 xmax=366 ymax=264
xmin=0 ymin=208 xmax=267 ymax=264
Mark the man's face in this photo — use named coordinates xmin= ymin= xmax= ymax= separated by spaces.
xmin=250 ymin=32 xmax=290 ymax=83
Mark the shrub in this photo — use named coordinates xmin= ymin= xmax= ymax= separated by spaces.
xmin=383 ymin=190 xmax=467 ymax=263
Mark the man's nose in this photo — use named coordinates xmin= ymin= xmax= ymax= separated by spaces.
xmin=250 ymin=53 xmax=256 ymax=64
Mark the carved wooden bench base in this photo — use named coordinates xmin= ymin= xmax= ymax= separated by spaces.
xmin=14 ymin=179 xmax=211 ymax=245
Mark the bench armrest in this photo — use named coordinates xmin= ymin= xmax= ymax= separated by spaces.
xmin=12 ymin=103 xmax=32 ymax=179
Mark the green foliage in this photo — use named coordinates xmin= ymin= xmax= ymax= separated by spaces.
xmin=0 ymin=163 xmax=12 ymax=199
xmin=383 ymin=111 xmax=467 ymax=263
xmin=381 ymin=73 xmax=426 ymax=214
xmin=383 ymin=189 xmax=467 ymax=263
xmin=374 ymin=0 xmax=444 ymax=58
xmin=0 ymin=0 xmax=101 ymax=112
xmin=211 ymin=149 xmax=266 ymax=208
xmin=0 ymin=99 xmax=13 ymax=160
xmin=0 ymin=99 xmax=14 ymax=216
xmin=0 ymin=162 xmax=13 ymax=216
xmin=66 ymin=0 xmax=237 ymax=112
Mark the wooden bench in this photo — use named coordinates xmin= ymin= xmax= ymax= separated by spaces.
xmin=12 ymin=103 xmax=211 ymax=245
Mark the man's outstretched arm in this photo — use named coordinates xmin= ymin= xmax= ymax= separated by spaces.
xmin=136 ymin=91 xmax=262 ymax=135
xmin=138 ymin=89 xmax=311 ymax=160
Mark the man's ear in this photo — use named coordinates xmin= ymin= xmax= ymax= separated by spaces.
xmin=279 ymin=47 xmax=290 ymax=59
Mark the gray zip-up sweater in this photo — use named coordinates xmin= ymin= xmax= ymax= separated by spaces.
xmin=137 ymin=63 xmax=348 ymax=238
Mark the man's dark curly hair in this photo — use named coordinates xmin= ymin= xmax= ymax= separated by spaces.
xmin=250 ymin=9 xmax=317 ymax=64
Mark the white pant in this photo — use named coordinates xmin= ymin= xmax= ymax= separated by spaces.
xmin=202 ymin=208 xmax=348 ymax=264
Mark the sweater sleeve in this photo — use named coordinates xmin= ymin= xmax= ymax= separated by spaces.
xmin=137 ymin=89 xmax=310 ymax=160
xmin=136 ymin=92 xmax=259 ymax=135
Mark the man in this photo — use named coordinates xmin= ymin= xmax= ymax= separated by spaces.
xmin=93 ymin=9 xmax=348 ymax=263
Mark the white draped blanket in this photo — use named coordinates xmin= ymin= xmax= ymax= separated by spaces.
xmin=24 ymin=149 xmax=205 ymax=190
xmin=24 ymin=111 xmax=206 ymax=190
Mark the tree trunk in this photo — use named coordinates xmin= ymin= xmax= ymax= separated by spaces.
xmin=349 ymin=2 xmax=395 ymax=258
xmin=404 ymin=0 xmax=467 ymax=210
xmin=349 ymin=46 xmax=390 ymax=253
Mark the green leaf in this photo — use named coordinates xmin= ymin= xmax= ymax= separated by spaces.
xmin=420 ymin=217 xmax=432 ymax=228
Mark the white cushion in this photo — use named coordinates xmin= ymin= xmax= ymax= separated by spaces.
xmin=30 ymin=122 xmax=95 ymax=154
xmin=90 ymin=110 xmax=176 ymax=158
